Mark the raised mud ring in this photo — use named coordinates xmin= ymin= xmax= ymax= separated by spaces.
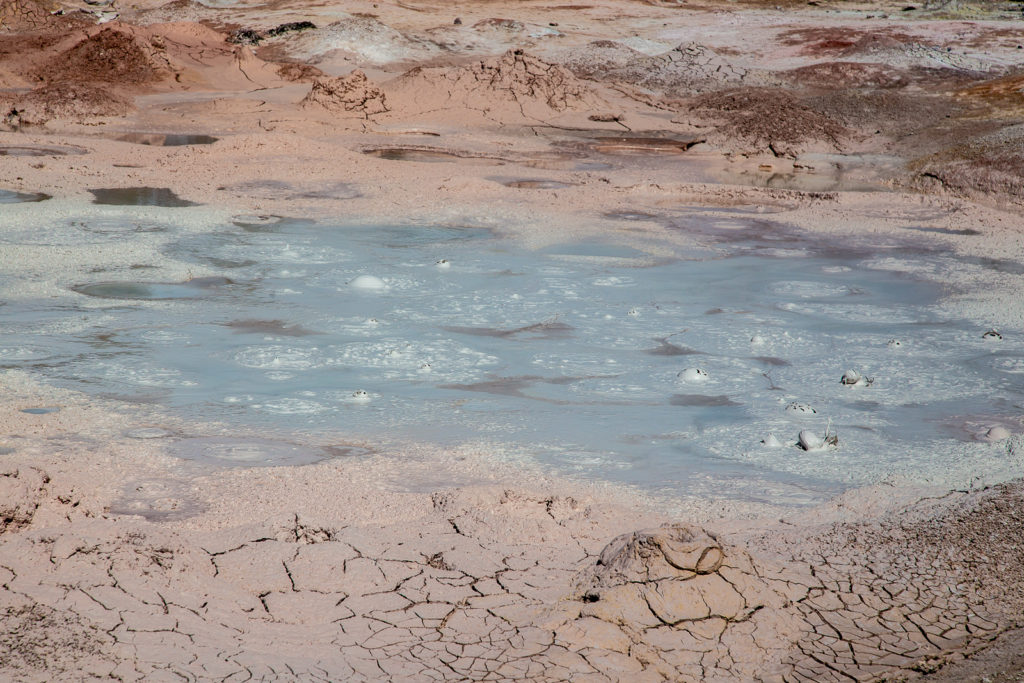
xmin=558 ymin=524 xmax=806 ymax=680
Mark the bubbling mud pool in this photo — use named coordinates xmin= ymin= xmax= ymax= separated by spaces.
xmin=2 ymin=208 xmax=1022 ymax=505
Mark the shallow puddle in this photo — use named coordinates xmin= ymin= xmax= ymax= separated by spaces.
xmin=221 ymin=180 xmax=360 ymax=201
xmin=166 ymin=437 xmax=363 ymax=468
xmin=0 ymin=189 xmax=49 ymax=204
xmin=497 ymin=178 xmax=575 ymax=189
xmin=115 ymin=133 xmax=218 ymax=146
xmin=3 ymin=211 xmax=1023 ymax=503
xmin=0 ymin=145 xmax=87 ymax=156
xmin=21 ymin=407 xmax=59 ymax=415
xmin=722 ymin=170 xmax=889 ymax=193
xmin=363 ymin=147 xmax=505 ymax=164
xmin=89 ymin=187 xmax=199 ymax=207
xmin=72 ymin=277 xmax=233 ymax=300
xmin=590 ymin=135 xmax=704 ymax=155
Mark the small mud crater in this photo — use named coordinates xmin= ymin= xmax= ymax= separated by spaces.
xmin=603 ymin=210 xmax=660 ymax=221
xmin=166 ymin=437 xmax=366 ymax=467
xmin=108 ymin=477 xmax=204 ymax=521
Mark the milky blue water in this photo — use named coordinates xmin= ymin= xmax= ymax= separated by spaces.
xmin=2 ymin=212 xmax=1022 ymax=503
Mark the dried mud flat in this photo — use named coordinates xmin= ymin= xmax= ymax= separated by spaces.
xmin=2 ymin=0 xmax=1024 ymax=679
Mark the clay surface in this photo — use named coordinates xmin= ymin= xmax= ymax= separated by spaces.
xmin=1 ymin=0 xmax=1024 ymax=679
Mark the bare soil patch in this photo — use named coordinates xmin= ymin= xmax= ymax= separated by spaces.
xmin=36 ymin=27 xmax=166 ymax=85
xmin=2 ymin=81 xmax=133 ymax=126
xmin=777 ymin=26 xmax=919 ymax=55
xmin=683 ymin=87 xmax=848 ymax=156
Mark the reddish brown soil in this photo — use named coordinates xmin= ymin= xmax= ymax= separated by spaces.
xmin=2 ymin=81 xmax=133 ymax=125
xmin=0 ymin=0 xmax=57 ymax=32
xmin=785 ymin=61 xmax=908 ymax=89
xmin=686 ymin=87 xmax=848 ymax=155
xmin=957 ymin=71 xmax=1024 ymax=115
xmin=777 ymin=26 xmax=919 ymax=55
xmin=36 ymin=27 xmax=165 ymax=85
xmin=276 ymin=61 xmax=326 ymax=82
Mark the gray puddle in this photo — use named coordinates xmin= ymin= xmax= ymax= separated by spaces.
xmin=115 ymin=133 xmax=218 ymax=146
xmin=363 ymin=147 xmax=507 ymax=164
xmin=89 ymin=187 xmax=200 ymax=207
xmin=72 ymin=277 xmax=233 ymax=300
xmin=0 ymin=189 xmax=49 ymax=204
xmin=1 ymin=208 xmax=1022 ymax=504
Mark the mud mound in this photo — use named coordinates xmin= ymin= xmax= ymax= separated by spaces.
xmin=472 ymin=17 xmax=525 ymax=33
xmin=780 ymin=26 xmax=997 ymax=74
xmin=277 ymin=14 xmax=440 ymax=68
xmin=560 ymin=39 xmax=647 ymax=79
xmin=300 ymin=69 xmax=388 ymax=118
xmin=684 ymin=87 xmax=848 ymax=156
xmin=559 ymin=525 xmax=804 ymax=680
xmin=277 ymin=62 xmax=325 ymax=82
xmin=37 ymin=27 xmax=167 ymax=85
xmin=386 ymin=49 xmax=606 ymax=124
xmin=3 ymin=81 xmax=133 ymax=126
xmin=563 ymin=41 xmax=766 ymax=96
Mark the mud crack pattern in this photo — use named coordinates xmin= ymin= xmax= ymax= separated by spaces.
xmin=1 ymin=472 xmax=1022 ymax=681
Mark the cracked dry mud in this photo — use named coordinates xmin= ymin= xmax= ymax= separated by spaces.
xmin=2 ymin=461 xmax=1023 ymax=682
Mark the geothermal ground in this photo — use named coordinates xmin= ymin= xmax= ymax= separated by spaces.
xmin=2 ymin=0 xmax=1024 ymax=679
